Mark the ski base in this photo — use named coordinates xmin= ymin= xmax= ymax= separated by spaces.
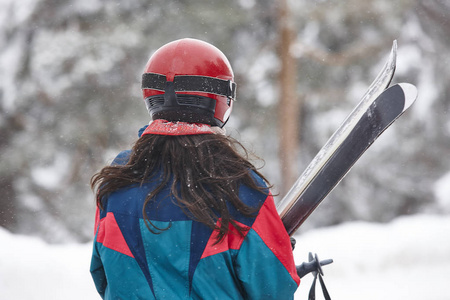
xmin=280 ymin=83 xmax=417 ymax=235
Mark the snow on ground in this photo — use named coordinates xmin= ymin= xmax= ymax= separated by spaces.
xmin=1 ymin=214 xmax=449 ymax=300
xmin=293 ymin=214 xmax=450 ymax=300
xmin=0 ymin=230 xmax=97 ymax=300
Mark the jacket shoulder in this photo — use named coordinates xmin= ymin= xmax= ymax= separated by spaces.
xmin=111 ymin=150 xmax=131 ymax=166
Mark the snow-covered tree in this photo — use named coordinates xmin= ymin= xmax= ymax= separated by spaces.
xmin=0 ymin=0 xmax=448 ymax=241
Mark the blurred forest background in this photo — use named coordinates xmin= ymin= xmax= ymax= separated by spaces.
xmin=1 ymin=0 xmax=450 ymax=243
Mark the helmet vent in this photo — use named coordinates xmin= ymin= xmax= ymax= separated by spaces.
xmin=147 ymin=97 xmax=165 ymax=107
xmin=179 ymin=96 xmax=204 ymax=106
xmin=145 ymin=94 xmax=216 ymax=111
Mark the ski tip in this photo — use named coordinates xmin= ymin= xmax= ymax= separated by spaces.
xmin=390 ymin=40 xmax=398 ymax=62
xmin=398 ymin=83 xmax=418 ymax=110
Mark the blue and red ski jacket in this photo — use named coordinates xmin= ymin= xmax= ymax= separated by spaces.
xmin=90 ymin=136 xmax=300 ymax=299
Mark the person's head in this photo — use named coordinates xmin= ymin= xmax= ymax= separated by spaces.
xmin=141 ymin=38 xmax=236 ymax=128
xmin=93 ymin=39 xmax=269 ymax=243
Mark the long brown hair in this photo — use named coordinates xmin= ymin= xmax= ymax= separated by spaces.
xmin=91 ymin=133 xmax=271 ymax=243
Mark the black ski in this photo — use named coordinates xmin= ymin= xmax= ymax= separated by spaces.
xmin=278 ymin=83 xmax=417 ymax=235
xmin=276 ymin=41 xmax=398 ymax=234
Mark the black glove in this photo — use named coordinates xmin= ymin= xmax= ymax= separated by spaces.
xmin=290 ymin=237 xmax=296 ymax=250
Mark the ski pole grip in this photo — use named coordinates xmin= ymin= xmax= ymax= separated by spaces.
xmin=296 ymin=253 xmax=334 ymax=278
xmin=320 ymin=259 xmax=333 ymax=266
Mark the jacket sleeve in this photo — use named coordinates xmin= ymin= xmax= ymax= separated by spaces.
xmin=90 ymin=149 xmax=131 ymax=297
xmin=234 ymin=194 xmax=300 ymax=299
xmin=90 ymin=149 xmax=133 ymax=297
xmin=90 ymin=207 xmax=107 ymax=298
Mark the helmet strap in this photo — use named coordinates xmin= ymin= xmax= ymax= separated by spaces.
xmin=164 ymin=81 xmax=178 ymax=107
xmin=142 ymin=73 xmax=236 ymax=100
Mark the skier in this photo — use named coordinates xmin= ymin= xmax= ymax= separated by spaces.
xmin=90 ymin=38 xmax=300 ymax=299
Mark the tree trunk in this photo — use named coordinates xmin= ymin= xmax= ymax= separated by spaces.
xmin=277 ymin=0 xmax=300 ymax=195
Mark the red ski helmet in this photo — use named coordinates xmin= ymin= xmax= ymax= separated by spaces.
xmin=141 ymin=38 xmax=236 ymax=127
